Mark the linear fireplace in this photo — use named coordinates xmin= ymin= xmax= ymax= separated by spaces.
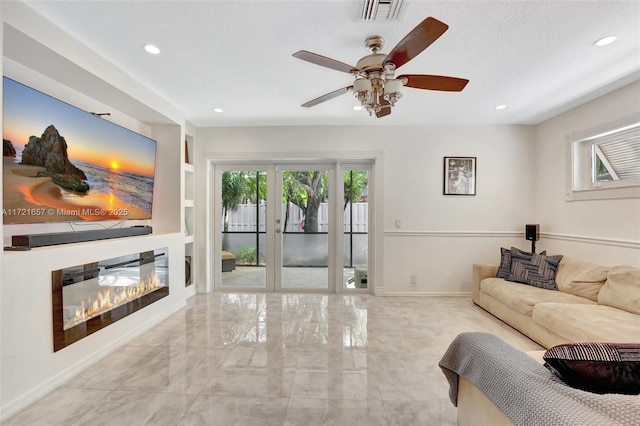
xmin=52 ymin=248 xmax=169 ymax=352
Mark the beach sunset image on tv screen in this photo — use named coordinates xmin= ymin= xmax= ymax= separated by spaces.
xmin=2 ymin=77 xmax=156 ymax=224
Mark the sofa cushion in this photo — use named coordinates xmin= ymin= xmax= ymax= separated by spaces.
xmin=543 ymin=342 xmax=640 ymax=395
xmin=506 ymin=247 xmax=563 ymax=290
xmin=532 ymin=303 xmax=640 ymax=343
xmin=555 ymin=257 xmax=609 ymax=302
xmin=481 ymin=278 xmax=595 ymax=317
xmin=597 ymin=265 xmax=640 ymax=315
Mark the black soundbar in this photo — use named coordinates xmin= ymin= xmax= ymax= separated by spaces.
xmin=11 ymin=226 xmax=152 ymax=248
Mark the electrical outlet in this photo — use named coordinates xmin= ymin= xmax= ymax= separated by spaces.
xmin=410 ymin=275 xmax=417 ymax=285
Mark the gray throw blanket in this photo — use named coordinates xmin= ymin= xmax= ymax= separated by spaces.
xmin=438 ymin=332 xmax=640 ymax=426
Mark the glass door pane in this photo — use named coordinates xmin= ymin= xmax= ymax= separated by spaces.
xmin=279 ymin=169 xmax=330 ymax=290
xmin=221 ymin=170 xmax=268 ymax=289
xmin=342 ymin=169 xmax=369 ymax=289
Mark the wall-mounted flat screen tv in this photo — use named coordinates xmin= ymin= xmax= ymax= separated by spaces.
xmin=2 ymin=77 xmax=157 ymax=224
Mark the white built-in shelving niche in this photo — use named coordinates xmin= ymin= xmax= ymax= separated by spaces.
xmin=184 ymin=134 xmax=196 ymax=287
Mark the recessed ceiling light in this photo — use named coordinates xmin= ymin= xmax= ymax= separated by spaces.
xmin=495 ymin=104 xmax=507 ymax=110
xmin=353 ymin=105 xmax=363 ymax=111
xmin=144 ymin=44 xmax=160 ymax=55
xmin=593 ymin=35 xmax=616 ymax=47
xmin=213 ymin=108 xmax=224 ymax=113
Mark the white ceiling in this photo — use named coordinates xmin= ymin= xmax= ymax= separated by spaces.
xmin=22 ymin=0 xmax=640 ymax=127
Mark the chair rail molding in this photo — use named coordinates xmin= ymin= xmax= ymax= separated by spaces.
xmin=542 ymin=232 xmax=640 ymax=249
xmin=384 ymin=230 xmax=522 ymax=238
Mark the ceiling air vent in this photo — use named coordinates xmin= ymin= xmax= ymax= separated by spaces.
xmin=361 ymin=0 xmax=404 ymax=21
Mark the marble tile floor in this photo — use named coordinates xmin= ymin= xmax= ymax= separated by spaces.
xmin=3 ymin=293 xmax=543 ymax=426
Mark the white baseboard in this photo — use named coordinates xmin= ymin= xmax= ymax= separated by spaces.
xmin=374 ymin=286 xmax=385 ymax=296
xmin=185 ymin=283 xmax=197 ymax=298
xmin=0 ymin=299 xmax=187 ymax=422
xmin=383 ymin=291 xmax=472 ymax=297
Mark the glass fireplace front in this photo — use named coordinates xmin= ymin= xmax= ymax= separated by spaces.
xmin=52 ymin=248 xmax=169 ymax=351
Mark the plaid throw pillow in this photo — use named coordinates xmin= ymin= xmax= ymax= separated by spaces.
xmin=496 ymin=247 xmax=513 ymax=278
xmin=506 ymin=247 xmax=561 ymax=290
xmin=544 ymin=343 xmax=640 ymax=394
xmin=496 ymin=247 xmax=546 ymax=279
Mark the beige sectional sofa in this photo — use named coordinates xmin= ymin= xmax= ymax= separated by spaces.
xmin=472 ymin=257 xmax=640 ymax=348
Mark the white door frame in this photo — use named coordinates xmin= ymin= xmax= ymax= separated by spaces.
xmin=204 ymin=152 xmax=383 ymax=295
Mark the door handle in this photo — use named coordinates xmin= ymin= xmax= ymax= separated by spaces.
xmin=276 ymin=228 xmax=281 ymax=233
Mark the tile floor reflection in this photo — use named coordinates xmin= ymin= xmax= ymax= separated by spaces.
xmin=220 ymin=267 xmax=357 ymax=290
xmin=3 ymin=294 xmax=542 ymax=425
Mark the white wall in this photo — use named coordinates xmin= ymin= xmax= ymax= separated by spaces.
xmin=0 ymin=234 xmax=187 ymax=416
xmin=195 ymin=125 xmax=537 ymax=294
xmin=534 ymin=81 xmax=640 ymax=266
xmin=0 ymin=3 xmax=189 ymax=419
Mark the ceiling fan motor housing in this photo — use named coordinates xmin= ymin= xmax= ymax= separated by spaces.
xmin=356 ymin=53 xmax=387 ymax=73
xmin=355 ymin=54 xmax=397 ymax=92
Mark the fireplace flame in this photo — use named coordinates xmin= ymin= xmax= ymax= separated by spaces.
xmin=64 ymin=273 xmax=162 ymax=330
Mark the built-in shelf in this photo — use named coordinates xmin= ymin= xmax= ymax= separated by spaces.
xmin=184 ymin=133 xmax=196 ymax=288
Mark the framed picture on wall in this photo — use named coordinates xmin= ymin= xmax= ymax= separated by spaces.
xmin=443 ymin=157 xmax=476 ymax=195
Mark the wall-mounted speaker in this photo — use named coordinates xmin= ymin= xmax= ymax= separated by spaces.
xmin=185 ymin=256 xmax=192 ymax=287
xmin=525 ymin=224 xmax=540 ymax=241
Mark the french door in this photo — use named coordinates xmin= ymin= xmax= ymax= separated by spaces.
xmin=212 ymin=161 xmax=372 ymax=293
xmin=214 ymin=163 xmax=336 ymax=293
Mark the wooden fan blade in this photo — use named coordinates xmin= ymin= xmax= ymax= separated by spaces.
xmin=384 ymin=17 xmax=449 ymax=69
xmin=376 ymin=97 xmax=391 ymax=118
xmin=301 ymin=86 xmax=352 ymax=108
xmin=293 ymin=50 xmax=357 ymax=74
xmin=399 ymin=74 xmax=469 ymax=92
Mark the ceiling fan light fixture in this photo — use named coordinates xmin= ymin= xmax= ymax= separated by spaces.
xmin=383 ymin=79 xmax=403 ymax=106
xmin=353 ymin=78 xmax=372 ymax=104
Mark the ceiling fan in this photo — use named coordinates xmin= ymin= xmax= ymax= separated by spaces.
xmin=292 ymin=16 xmax=469 ymax=118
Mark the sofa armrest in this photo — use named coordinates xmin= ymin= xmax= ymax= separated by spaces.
xmin=472 ymin=264 xmax=498 ymax=305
